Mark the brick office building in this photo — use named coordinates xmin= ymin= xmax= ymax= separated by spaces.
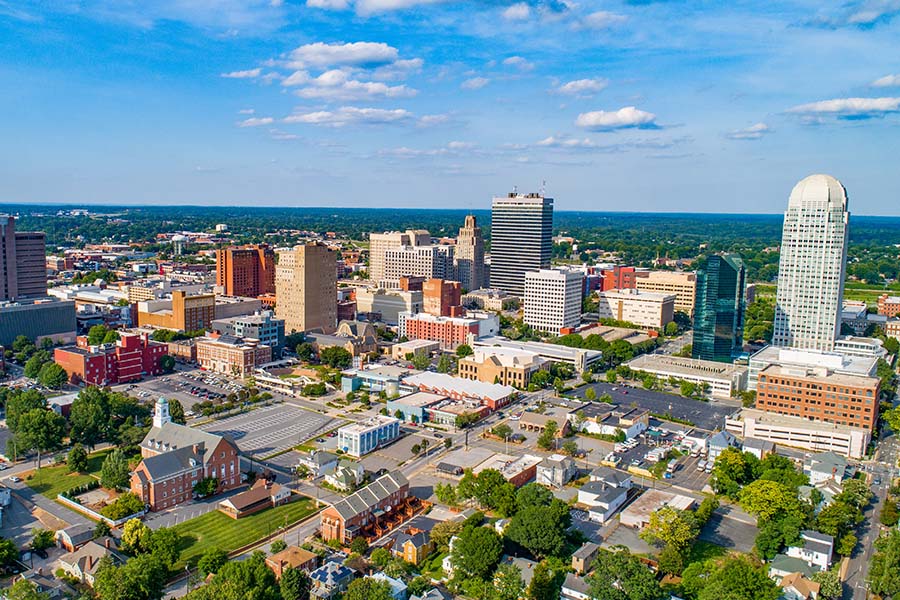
xmin=54 ymin=332 xmax=167 ymax=386
xmin=137 ymin=290 xmax=215 ymax=331
xmin=130 ymin=398 xmax=241 ymax=511
xmin=878 ymin=294 xmax=900 ymax=318
xmin=422 ymin=279 xmax=462 ymax=317
xmin=215 ymin=244 xmax=276 ymax=298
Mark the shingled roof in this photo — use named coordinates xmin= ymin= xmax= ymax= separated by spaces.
xmin=329 ymin=472 xmax=408 ymax=521
xmin=141 ymin=421 xmax=233 ymax=464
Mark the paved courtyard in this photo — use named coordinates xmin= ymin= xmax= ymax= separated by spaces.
xmin=200 ymin=405 xmax=338 ymax=458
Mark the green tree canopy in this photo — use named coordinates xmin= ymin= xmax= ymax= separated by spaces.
xmin=587 ymin=548 xmax=666 ymax=600
xmin=452 ymin=525 xmax=503 ymax=581
xmin=100 ymin=448 xmax=132 ymax=490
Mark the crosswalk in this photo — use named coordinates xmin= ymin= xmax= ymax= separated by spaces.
xmin=200 ymin=405 xmax=334 ymax=456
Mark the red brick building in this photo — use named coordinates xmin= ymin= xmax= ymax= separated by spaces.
xmin=878 ymin=294 xmax=900 ymax=318
xmin=319 ymin=472 xmax=410 ymax=543
xmin=54 ymin=332 xmax=167 ymax=386
xmin=215 ymin=244 xmax=276 ymax=298
xmin=130 ymin=398 xmax=242 ymax=511
xmin=599 ymin=266 xmax=636 ymax=291
xmin=423 ymin=279 xmax=462 ymax=317
xmin=398 ymin=313 xmax=480 ymax=349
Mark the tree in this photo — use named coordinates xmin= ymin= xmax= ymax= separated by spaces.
xmin=738 ymin=480 xmax=802 ymax=523
xmin=506 ymin=499 xmax=571 ymax=558
xmin=167 ymin=398 xmax=186 ymax=424
xmin=536 ymin=420 xmax=558 ymax=450
xmin=4 ymin=389 xmax=47 ymax=433
xmin=280 ymin=566 xmax=311 ymax=600
xmin=24 ymin=351 xmax=51 ymax=379
xmin=639 ymin=506 xmax=698 ymax=553
xmin=94 ymin=554 xmax=168 ymax=600
xmin=811 ymin=569 xmax=842 ymax=600
xmin=159 ymin=354 xmax=176 ymax=374
xmin=69 ymin=386 xmax=113 ymax=449
xmin=100 ymin=448 xmax=132 ymax=490
xmin=148 ymin=527 xmax=180 ymax=568
xmin=493 ymin=563 xmax=525 ymax=600
xmin=695 ymin=555 xmax=780 ymax=600
xmin=407 ymin=576 xmax=429 ymax=598
xmin=270 ymin=539 xmax=288 ymax=554
xmin=31 ymin=528 xmax=55 ymax=551
xmin=431 ymin=520 xmax=463 ymax=551
xmin=606 ymin=371 xmax=617 ymax=383
xmin=319 ymin=346 xmax=352 ymax=368
xmin=585 ymin=387 xmax=597 ymax=401
xmin=295 ymin=343 xmax=315 ymax=362
xmin=67 ymin=443 xmax=89 ymax=473
xmin=562 ymin=440 xmax=579 ymax=456
xmin=370 ymin=547 xmax=392 ymax=567
xmin=15 ymin=408 xmax=66 ymax=469
xmin=0 ymin=537 xmax=17 ymax=567
xmin=452 ymin=526 xmax=503 ymax=581
xmin=835 ymin=478 xmax=872 ymax=510
xmin=121 ymin=518 xmax=153 ymax=555
xmin=436 ymin=353 xmax=455 ymax=374
xmin=197 ymin=547 xmax=229 ymax=576
xmin=186 ymin=551 xmax=279 ymax=600
xmin=444 ymin=437 xmax=452 ymax=449
xmin=492 ymin=423 xmax=513 ymax=440
xmin=527 ymin=558 xmax=566 ymax=600
xmin=37 ymin=362 xmax=68 ymax=389
xmin=350 ymin=536 xmax=368 ymax=554
xmin=411 ymin=353 xmax=431 ymax=370
xmin=456 ymin=344 xmax=473 ymax=358
xmin=664 ymin=321 xmax=678 ymax=336
xmin=869 ymin=530 xmax=900 ymax=598
xmin=5 ymin=579 xmax=51 ymax=600
xmin=588 ymin=548 xmax=666 ymax=600
xmin=411 ymin=443 xmax=421 ymax=455
xmin=344 ymin=578 xmax=394 ymax=600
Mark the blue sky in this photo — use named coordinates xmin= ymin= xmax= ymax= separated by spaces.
xmin=1 ymin=1 xmax=899 ymax=214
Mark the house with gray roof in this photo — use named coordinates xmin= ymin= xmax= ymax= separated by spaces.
xmin=786 ymin=530 xmax=833 ymax=572
xmin=741 ymin=437 xmax=775 ymax=460
xmin=803 ymin=452 xmax=850 ymax=485
xmin=707 ymin=430 xmax=740 ymax=461
xmin=536 ymin=454 xmax=576 ymax=488
xmin=310 ymin=560 xmax=356 ymax=599
xmin=577 ymin=480 xmax=629 ymax=524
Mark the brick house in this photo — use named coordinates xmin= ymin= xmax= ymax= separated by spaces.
xmin=54 ymin=332 xmax=167 ymax=386
xmin=319 ymin=473 xmax=410 ymax=544
xmin=130 ymin=398 xmax=241 ymax=511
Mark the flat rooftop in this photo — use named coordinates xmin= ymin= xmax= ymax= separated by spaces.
xmin=391 ymin=391 xmax=447 ymax=407
xmin=473 ymin=453 xmax=542 ymax=479
xmin=759 ymin=364 xmax=879 ymax=388
xmin=750 ymin=345 xmax=877 ymax=377
xmin=628 ymin=353 xmax=747 ymax=381
xmin=474 ymin=337 xmax=602 ymax=362
xmin=734 ymin=408 xmax=871 ymax=435
xmin=338 ymin=415 xmax=399 ymax=434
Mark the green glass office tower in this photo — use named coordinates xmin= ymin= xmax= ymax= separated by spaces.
xmin=692 ymin=254 xmax=746 ymax=363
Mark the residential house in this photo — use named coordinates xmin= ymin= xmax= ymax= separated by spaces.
xmin=217 ymin=479 xmax=291 ymax=519
xmin=769 ymin=556 xmax=816 ymax=581
xmin=12 ymin=573 xmax=75 ymax=600
xmin=498 ymin=555 xmax=538 ymax=588
xmin=265 ymin=546 xmax=318 ymax=579
xmin=571 ymin=542 xmax=600 ymax=575
xmin=786 ymin=531 xmax=834 ymax=572
xmin=410 ymin=590 xmax=451 ymax=600
xmin=130 ymin=397 xmax=241 ymax=511
xmin=590 ymin=466 xmax=634 ymax=489
xmin=780 ymin=572 xmax=821 ymax=600
xmin=324 ymin=459 xmax=364 ymax=492
xmin=58 ymin=539 xmax=124 ymax=587
xmin=742 ymin=437 xmax=776 ymax=460
xmin=577 ymin=480 xmax=629 ymax=524
xmin=571 ymin=402 xmax=649 ymax=439
xmin=319 ymin=472 xmax=412 ymax=543
xmin=388 ymin=521 xmax=434 ymax=566
xmin=297 ymin=451 xmax=339 ymax=478
xmin=369 ymin=573 xmax=408 ymax=600
xmin=798 ymin=480 xmax=843 ymax=513
xmin=536 ymin=454 xmax=577 ymax=488
xmin=310 ymin=561 xmax=356 ymax=600
xmin=803 ymin=452 xmax=850 ymax=485
xmin=561 ymin=573 xmax=592 ymax=600
xmin=707 ymin=430 xmax=740 ymax=461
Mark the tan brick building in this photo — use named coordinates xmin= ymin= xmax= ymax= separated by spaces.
xmin=878 ymin=294 xmax=900 ymax=318
xmin=458 ymin=346 xmax=547 ymax=388
xmin=196 ymin=336 xmax=272 ymax=377
xmin=275 ymin=244 xmax=337 ymax=334
xmin=755 ymin=365 xmax=880 ymax=431
xmin=137 ymin=290 xmax=215 ymax=331
xmin=634 ymin=270 xmax=697 ymax=316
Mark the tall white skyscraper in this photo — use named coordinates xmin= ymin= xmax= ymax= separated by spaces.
xmin=523 ymin=268 xmax=583 ymax=334
xmin=490 ymin=193 xmax=553 ymax=296
xmin=772 ymin=174 xmax=849 ymax=352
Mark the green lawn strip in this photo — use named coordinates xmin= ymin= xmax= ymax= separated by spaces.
xmin=687 ymin=540 xmax=728 ymax=564
xmin=171 ymin=497 xmax=319 ymax=569
xmin=25 ymin=448 xmax=113 ymax=499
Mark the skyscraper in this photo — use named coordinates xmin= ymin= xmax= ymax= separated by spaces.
xmin=455 ymin=215 xmax=485 ymax=292
xmin=275 ymin=243 xmax=337 ymax=334
xmin=490 ymin=193 xmax=553 ymax=296
xmin=215 ymin=244 xmax=276 ymax=297
xmin=772 ymin=174 xmax=849 ymax=352
xmin=692 ymin=254 xmax=746 ymax=363
xmin=368 ymin=230 xmax=431 ymax=284
xmin=1 ymin=215 xmax=47 ymax=302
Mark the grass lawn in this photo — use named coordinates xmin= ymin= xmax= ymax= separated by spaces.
xmin=172 ymin=497 xmax=319 ymax=569
xmin=24 ymin=448 xmax=113 ymax=499
xmin=687 ymin=540 xmax=729 ymax=564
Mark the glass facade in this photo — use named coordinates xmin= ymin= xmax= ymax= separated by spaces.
xmin=692 ymin=254 xmax=746 ymax=363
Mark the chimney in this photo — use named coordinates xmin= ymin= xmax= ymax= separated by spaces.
xmin=193 ymin=444 xmax=201 ymax=455
xmin=105 ymin=538 xmax=110 ymax=549
xmin=37 ymin=567 xmax=42 ymax=575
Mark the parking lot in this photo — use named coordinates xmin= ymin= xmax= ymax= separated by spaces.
xmin=199 ymin=404 xmax=339 ymax=458
xmin=572 ymin=381 xmax=741 ymax=432
xmin=114 ymin=370 xmax=244 ymax=415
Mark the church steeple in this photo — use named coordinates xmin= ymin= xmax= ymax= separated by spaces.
xmin=153 ymin=397 xmax=171 ymax=428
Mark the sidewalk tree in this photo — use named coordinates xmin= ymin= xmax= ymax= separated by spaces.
xmin=168 ymin=398 xmax=186 ymax=425
xmin=159 ymin=355 xmax=175 ymax=374
xmin=37 ymin=362 xmax=67 ymax=389
xmin=452 ymin=525 xmax=503 ymax=581
xmin=31 ymin=528 xmax=55 ymax=552
xmin=456 ymin=344 xmax=473 ymax=358
xmin=15 ymin=408 xmax=66 ymax=469
xmin=270 ymin=539 xmax=287 ymax=554
xmin=122 ymin=519 xmax=153 ymax=555
xmin=197 ymin=547 xmax=228 ymax=577
xmin=94 ymin=554 xmax=168 ymax=600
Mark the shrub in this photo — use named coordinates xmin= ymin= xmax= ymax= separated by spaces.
xmin=100 ymin=492 xmax=145 ymax=520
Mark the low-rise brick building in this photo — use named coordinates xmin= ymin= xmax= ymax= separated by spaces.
xmin=319 ymin=472 xmax=410 ymax=544
xmin=54 ymin=332 xmax=167 ymax=386
xmin=195 ymin=335 xmax=271 ymax=377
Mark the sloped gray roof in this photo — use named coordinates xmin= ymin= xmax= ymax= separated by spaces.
xmin=142 ymin=421 xmax=234 ymax=464
xmin=330 ymin=472 xmax=409 ymax=521
xmin=580 ymin=481 xmax=627 ymax=505
xmin=591 ymin=466 xmax=631 ymax=487
xmin=140 ymin=445 xmax=204 ymax=481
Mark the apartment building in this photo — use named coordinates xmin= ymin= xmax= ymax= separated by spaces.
xmin=337 ymin=415 xmax=401 ymax=457
xmin=422 ymin=278 xmax=462 ymax=317
xmin=595 ymin=288 xmax=675 ymax=328
xmin=458 ymin=346 xmax=548 ymax=388
xmin=382 ymin=245 xmax=455 ymax=284
xmin=1 ymin=214 xmax=47 ymax=301
xmin=633 ymin=270 xmax=697 ymax=316
xmin=878 ymin=294 xmax=900 ymax=318
xmin=398 ymin=311 xmax=499 ymax=349
xmin=319 ymin=472 xmax=410 ymax=543
xmin=195 ymin=335 xmax=272 ymax=377
xmin=275 ymin=243 xmax=337 ymax=334
xmin=523 ymin=268 xmax=583 ymax=334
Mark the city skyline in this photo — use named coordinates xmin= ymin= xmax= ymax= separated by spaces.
xmin=2 ymin=2 xmax=900 ymax=214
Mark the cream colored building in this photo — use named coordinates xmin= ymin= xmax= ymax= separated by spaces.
xmin=596 ymin=288 xmax=675 ymax=328
xmin=275 ymin=243 xmax=337 ymax=334
xmin=368 ymin=230 xmax=431 ymax=284
xmin=524 ymin=268 xmax=583 ymax=334
xmin=634 ymin=270 xmax=697 ymax=316
xmin=458 ymin=346 xmax=547 ymax=388
xmin=726 ymin=408 xmax=870 ymax=459
xmin=383 ymin=244 xmax=455 ymax=283
xmin=355 ymin=287 xmax=423 ymax=325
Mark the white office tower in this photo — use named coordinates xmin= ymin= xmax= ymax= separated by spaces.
xmin=491 ymin=193 xmax=553 ymax=296
xmin=523 ymin=268 xmax=582 ymax=334
xmin=368 ymin=229 xmax=431 ymax=284
xmin=773 ymin=174 xmax=849 ymax=352
xmin=455 ymin=215 xmax=485 ymax=292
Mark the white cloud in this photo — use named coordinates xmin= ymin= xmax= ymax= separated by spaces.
xmin=282 ymin=70 xmax=311 ymax=86
xmin=283 ymin=106 xmax=413 ymax=126
xmin=502 ymin=2 xmax=531 ymax=21
xmin=575 ymin=106 xmax=658 ymax=130
xmin=556 ymin=78 xmax=608 ymax=95
xmin=378 ymin=140 xmax=476 ymax=158
xmin=578 ymin=10 xmax=627 ymax=29
xmin=461 ymin=77 xmax=489 ymax=90
xmin=417 ymin=114 xmax=451 ymax=127
xmin=788 ymin=97 xmax=900 ymax=118
xmin=269 ymin=128 xmax=300 ymax=140
xmin=221 ymin=68 xmax=262 ymax=79
xmin=447 ymin=141 xmax=475 ymax=150
xmin=238 ymin=108 xmax=256 ymax=114
xmin=371 ymin=58 xmax=424 ymax=81
xmin=872 ymin=74 xmax=900 ymax=87
xmin=294 ymin=70 xmax=417 ymax=100
xmin=306 ymin=0 xmax=350 ymax=8
xmin=270 ymin=0 xmax=284 ymax=6
xmin=237 ymin=116 xmax=274 ymax=127
xmin=726 ymin=122 xmax=771 ymax=140
xmin=537 ymin=135 xmax=598 ymax=148
xmin=288 ymin=42 xmax=399 ymax=69
xmin=503 ymin=56 xmax=534 ymax=71
xmin=305 ymin=0 xmax=444 ymax=14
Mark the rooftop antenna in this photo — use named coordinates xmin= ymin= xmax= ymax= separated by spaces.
xmin=512 ymin=185 xmax=518 ymax=195
xmin=539 ymin=179 xmax=546 ymax=196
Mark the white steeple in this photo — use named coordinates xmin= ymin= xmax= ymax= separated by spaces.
xmin=153 ymin=397 xmax=171 ymax=428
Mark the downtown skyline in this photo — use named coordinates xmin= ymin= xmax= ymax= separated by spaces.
xmin=1 ymin=1 xmax=900 ymax=214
